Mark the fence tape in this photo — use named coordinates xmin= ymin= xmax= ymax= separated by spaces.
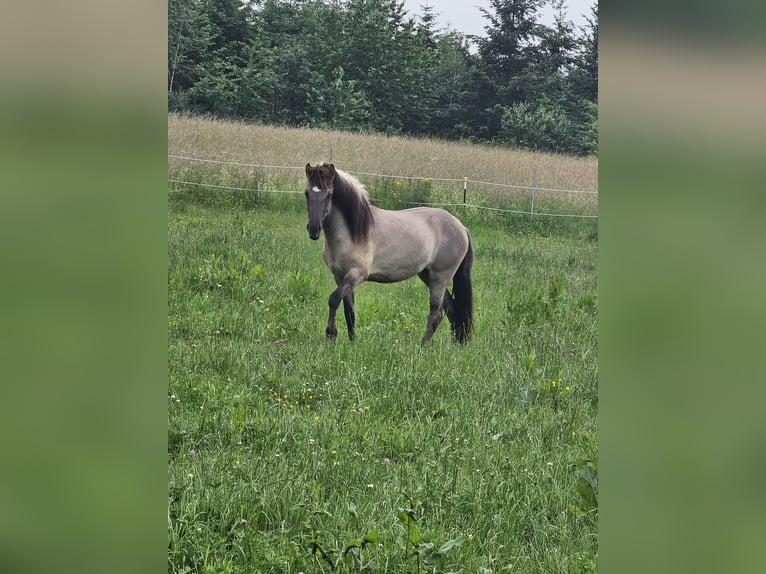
xmin=168 ymin=179 xmax=300 ymax=194
xmin=168 ymin=178 xmax=598 ymax=219
xmin=169 ymin=154 xmax=598 ymax=195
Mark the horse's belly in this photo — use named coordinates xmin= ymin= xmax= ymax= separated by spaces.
xmin=368 ymin=271 xmax=404 ymax=283
xmin=368 ymin=253 xmax=428 ymax=283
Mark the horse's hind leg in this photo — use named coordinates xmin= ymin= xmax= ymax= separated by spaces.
xmin=342 ymin=292 xmax=356 ymax=341
xmin=442 ymin=289 xmax=455 ymax=325
xmin=422 ymin=278 xmax=450 ymax=343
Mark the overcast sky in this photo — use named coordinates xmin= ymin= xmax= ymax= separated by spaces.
xmin=400 ymin=0 xmax=596 ymax=39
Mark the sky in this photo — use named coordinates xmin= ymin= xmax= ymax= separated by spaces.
xmin=400 ymin=0 xmax=596 ymax=39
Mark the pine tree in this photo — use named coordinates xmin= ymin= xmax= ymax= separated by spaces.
xmin=569 ymin=2 xmax=598 ymax=103
xmin=168 ymin=0 xmax=214 ymax=110
xmin=471 ymin=0 xmax=546 ymax=138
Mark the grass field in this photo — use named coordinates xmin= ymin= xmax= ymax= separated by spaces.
xmin=168 ymin=114 xmax=598 ymax=222
xmin=168 ymin=114 xmax=598 ymax=193
xmin=168 ymin=116 xmax=598 ymax=573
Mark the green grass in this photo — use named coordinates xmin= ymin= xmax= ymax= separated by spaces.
xmin=168 ymin=184 xmax=597 ymax=573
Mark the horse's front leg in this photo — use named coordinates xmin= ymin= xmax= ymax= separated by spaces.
xmin=326 ymin=270 xmax=365 ymax=341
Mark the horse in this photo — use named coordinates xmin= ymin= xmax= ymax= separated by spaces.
xmin=304 ymin=162 xmax=473 ymax=344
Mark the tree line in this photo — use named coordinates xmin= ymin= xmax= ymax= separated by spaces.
xmin=169 ymin=0 xmax=597 ymax=156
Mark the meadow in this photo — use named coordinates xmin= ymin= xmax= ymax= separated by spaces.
xmin=168 ymin=115 xmax=598 ymax=573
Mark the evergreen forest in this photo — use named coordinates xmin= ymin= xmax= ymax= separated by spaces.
xmin=169 ymin=0 xmax=598 ymax=155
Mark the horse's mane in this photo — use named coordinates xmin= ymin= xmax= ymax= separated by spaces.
xmin=309 ymin=164 xmax=374 ymax=244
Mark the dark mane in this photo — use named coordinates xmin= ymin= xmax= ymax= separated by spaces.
xmin=332 ymin=169 xmax=374 ymax=243
xmin=307 ymin=164 xmax=374 ymax=244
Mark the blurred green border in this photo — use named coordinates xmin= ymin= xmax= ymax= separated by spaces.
xmin=0 ymin=4 xmax=167 ymax=574
xmin=2 ymin=3 xmax=765 ymax=573
xmin=600 ymin=7 xmax=766 ymax=574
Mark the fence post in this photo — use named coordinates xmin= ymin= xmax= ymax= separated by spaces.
xmin=329 ymin=148 xmax=333 ymax=163
xmin=463 ymin=177 xmax=467 ymax=204
xmin=530 ymin=168 xmax=538 ymax=217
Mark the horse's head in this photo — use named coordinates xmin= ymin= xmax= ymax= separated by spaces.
xmin=305 ymin=163 xmax=336 ymax=240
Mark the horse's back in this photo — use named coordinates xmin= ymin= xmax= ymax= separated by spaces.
xmin=387 ymin=205 xmax=465 ymax=230
xmin=400 ymin=206 xmax=469 ymax=251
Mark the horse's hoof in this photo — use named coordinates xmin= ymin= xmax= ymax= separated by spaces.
xmin=325 ymin=329 xmax=337 ymax=340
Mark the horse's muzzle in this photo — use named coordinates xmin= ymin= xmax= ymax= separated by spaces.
xmin=307 ymin=224 xmax=321 ymax=240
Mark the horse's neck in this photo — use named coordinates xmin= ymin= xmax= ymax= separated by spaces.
xmin=323 ymin=208 xmax=353 ymax=245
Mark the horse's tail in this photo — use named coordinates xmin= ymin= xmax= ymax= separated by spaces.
xmin=451 ymin=233 xmax=474 ymax=343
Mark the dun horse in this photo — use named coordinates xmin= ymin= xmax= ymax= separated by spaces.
xmin=304 ymin=163 xmax=473 ymax=343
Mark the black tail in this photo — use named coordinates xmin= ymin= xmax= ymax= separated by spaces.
xmin=450 ymin=235 xmax=474 ymax=343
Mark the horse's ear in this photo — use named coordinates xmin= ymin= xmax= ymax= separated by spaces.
xmin=327 ymin=163 xmax=336 ymax=179
xmin=305 ymin=163 xmax=312 ymax=178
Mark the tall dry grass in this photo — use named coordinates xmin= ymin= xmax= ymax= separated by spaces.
xmin=168 ymin=113 xmax=598 ymax=194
